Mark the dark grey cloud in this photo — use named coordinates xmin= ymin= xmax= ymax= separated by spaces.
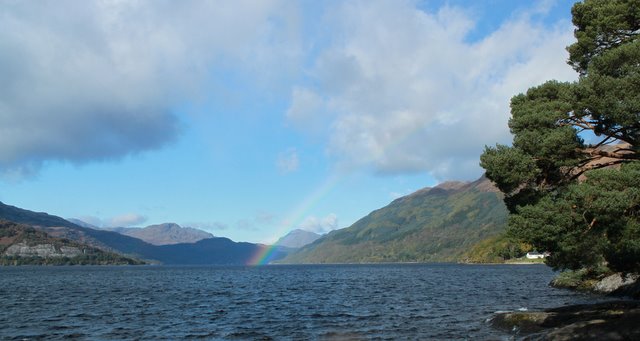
xmin=0 ymin=0 xmax=297 ymax=177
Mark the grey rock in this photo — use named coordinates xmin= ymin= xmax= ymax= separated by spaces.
xmin=5 ymin=242 xmax=82 ymax=257
xmin=491 ymin=301 xmax=640 ymax=340
xmin=594 ymin=273 xmax=639 ymax=294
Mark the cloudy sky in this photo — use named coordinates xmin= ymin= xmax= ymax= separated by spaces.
xmin=0 ymin=0 xmax=578 ymax=243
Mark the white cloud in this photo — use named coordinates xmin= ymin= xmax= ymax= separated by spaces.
xmin=72 ymin=214 xmax=146 ymax=228
xmin=286 ymin=1 xmax=577 ymax=180
xmin=0 ymin=0 xmax=299 ymax=176
xmin=255 ymin=211 xmax=276 ymax=225
xmin=286 ymin=87 xmax=330 ymax=136
xmin=0 ymin=1 xmax=579 ymax=183
xmin=234 ymin=211 xmax=277 ymax=232
xmin=74 ymin=215 xmax=103 ymax=228
xmin=185 ymin=221 xmax=229 ymax=231
xmin=299 ymin=213 xmax=338 ymax=234
xmin=108 ymin=213 xmax=147 ymax=227
xmin=236 ymin=219 xmax=259 ymax=232
xmin=277 ymin=148 xmax=300 ymax=174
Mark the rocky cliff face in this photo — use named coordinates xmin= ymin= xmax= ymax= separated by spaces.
xmin=5 ymin=242 xmax=83 ymax=258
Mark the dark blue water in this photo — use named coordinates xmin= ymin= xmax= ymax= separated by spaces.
xmin=0 ymin=264 xmax=603 ymax=340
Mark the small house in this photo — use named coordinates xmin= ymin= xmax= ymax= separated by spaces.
xmin=525 ymin=251 xmax=545 ymax=259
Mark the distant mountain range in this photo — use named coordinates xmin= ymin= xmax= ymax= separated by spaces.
xmin=104 ymin=223 xmax=213 ymax=245
xmin=0 ymin=201 xmax=289 ymax=265
xmin=281 ymin=175 xmax=508 ymax=263
xmin=68 ymin=220 xmax=214 ymax=246
xmin=275 ymin=229 xmax=321 ymax=248
xmin=0 ymin=174 xmax=509 ymax=265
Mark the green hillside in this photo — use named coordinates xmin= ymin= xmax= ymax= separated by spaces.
xmin=461 ymin=233 xmax=533 ymax=264
xmin=281 ymin=176 xmax=508 ymax=263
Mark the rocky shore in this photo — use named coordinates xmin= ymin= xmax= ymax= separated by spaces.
xmin=491 ymin=300 xmax=640 ymax=340
xmin=491 ymin=273 xmax=640 ymax=340
xmin=551 ymin=272 xmax=640 ymax=299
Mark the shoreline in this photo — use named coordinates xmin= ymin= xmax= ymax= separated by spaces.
xmin=459 ymin=261 xmax=545 ymax=265
xmin=491 ymin=300 xmax=640 ymax=340
xmin=491 ymin=272 xmax=640 ymax=339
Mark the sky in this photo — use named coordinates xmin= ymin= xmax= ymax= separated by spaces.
xmin=0 ymin=0 xmax=579 ymax=244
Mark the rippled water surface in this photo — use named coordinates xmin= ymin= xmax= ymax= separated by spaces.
xmin=0 ymin=264 xmax=601 ymax=340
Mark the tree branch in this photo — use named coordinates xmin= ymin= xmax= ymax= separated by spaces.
xmin=569 ymin=158 xmax=629 ymax=181
xmin=583 ymin=148 xmax=639 ymax=160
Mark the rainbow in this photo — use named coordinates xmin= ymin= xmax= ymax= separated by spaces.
xmin=247 ymin=172 xmax=342 ymax=265
xmin=246 ymin=119 xmax=431 ymax=266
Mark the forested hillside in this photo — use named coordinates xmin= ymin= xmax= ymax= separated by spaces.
xmin=282 ymin=176 xmax=508 ymax=263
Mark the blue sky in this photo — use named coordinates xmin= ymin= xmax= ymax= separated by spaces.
xmin=0 ymin=0 xmax=578 ymax=243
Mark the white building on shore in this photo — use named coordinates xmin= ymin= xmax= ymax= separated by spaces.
xmin=525 ymin=251 xmax=546 ymax=259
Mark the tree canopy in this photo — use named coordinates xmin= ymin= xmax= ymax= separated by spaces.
xmin=481 ymin=0 xmax=640 ymax=273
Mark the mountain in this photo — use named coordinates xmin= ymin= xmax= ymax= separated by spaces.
xmin=0 ymin=201 xmax=162 ymax=259
xmin=0 ymin=220 xmax=142 ymax=265
xmin=99 ymin=223 xmax=214 ymax=245
xmin=275 ymin=229 xmax=321 ymax=248
xmin=281 ymin=175 xmax=508 ymax=263
xmin=0 ymin=201 xmax=288 ymax=265
xmin=157 ymin=239 xmax=289 ymax=265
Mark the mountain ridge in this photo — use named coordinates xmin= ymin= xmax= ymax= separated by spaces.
xmin=0 ymin=201 xmax=288 ymax=265
xmin=281 ymin=175 xmax=508 ymax=263
xmin=99 ymin=223 xmax=214 ymax=245
xmin=0 ymin=220 xmax=143 ymax=265
xmin=275 ymin=229 xmax=322 ymax=249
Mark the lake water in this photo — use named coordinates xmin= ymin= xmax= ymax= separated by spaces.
xmin=0 ymin=264 xmax=603 ymax=340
